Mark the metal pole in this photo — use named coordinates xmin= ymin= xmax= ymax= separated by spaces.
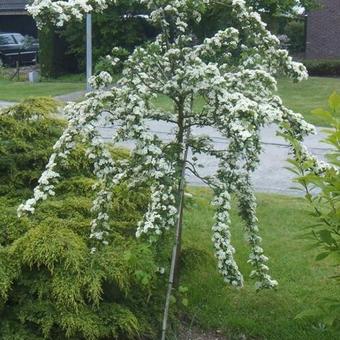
xmin=86 ymin=13 xmax=92 ymax=91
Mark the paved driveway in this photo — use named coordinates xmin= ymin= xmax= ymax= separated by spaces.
xmin=97 ymin=119 xmax=330 ymax=195
xmin=0 ymin=100 xmax=14 ymax=109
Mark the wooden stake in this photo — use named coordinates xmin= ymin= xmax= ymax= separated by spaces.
xmin=161 ymin=129 xmax=190 ymax=340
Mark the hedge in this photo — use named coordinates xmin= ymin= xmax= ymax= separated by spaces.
xmin=303 ymin=59 xmax=340 ymax=77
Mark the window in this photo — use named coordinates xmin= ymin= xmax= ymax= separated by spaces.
xmin=0 ymin=35 xmax=16 ymax=45
xmin=13 ymin=34 xmax=25 ymax=44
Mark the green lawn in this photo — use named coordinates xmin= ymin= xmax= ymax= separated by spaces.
xmin=181 ymin=188 xmax=339 ymax=340
xmin=154 ymin=77 xmax=340 ymax=127
xmin=0 ymin=79 xmax=85 ymax=102
xmin=278 ymin=77 xmax=340 ymax=126
xmin=0 ymin=76 xmax=339 ymax=126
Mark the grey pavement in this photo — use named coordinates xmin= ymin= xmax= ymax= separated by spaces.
xmin=0 ymin=100 xmax=15 ymax=109
xmin=97 ymin=119 xmax=330 ymax=196
xmin=0 ymin=97 xmax=330 ymax=195
xmin=55 ymin=90 xmax=86 ymax=102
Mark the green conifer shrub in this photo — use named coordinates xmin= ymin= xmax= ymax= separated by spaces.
xmin=0 ymin=97 xmax=64 ymax=197
xmin=0 ymin=98 xmax=169 ymax=339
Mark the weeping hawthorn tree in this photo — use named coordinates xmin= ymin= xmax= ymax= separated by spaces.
xmin=24 ymin=0 xmax=323 ymax=337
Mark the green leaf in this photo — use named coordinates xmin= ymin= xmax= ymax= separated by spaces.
xmin=178 ymin=285 xmax=189 ymax=293
xmin=311 ymin=108 xmax=332 ymax=120
xmin=295 ymin=308 xmax=320 ymax=320
xmin=315 ymin=252 xmax=330 ymax=261
xmin=318 ymin=230 xmax=337 ymax=246
xmin=182 ymin=298 xmax=189 ymax=307
xmin=323 ymin=313 xmax=337 ymax=327
xmin=170 ymin=295 xmax=177 ymax=304
xmin=329 ymin=91 xmax=340 ymax=112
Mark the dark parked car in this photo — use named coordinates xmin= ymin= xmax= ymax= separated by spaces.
xmin=0 ymin=32 xmax=39 ymax=66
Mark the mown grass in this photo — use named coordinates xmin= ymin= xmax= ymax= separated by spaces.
xmin=154 ymin=77 xmax=340 ymax=127
xmin=181 ymin=188 xmax=339 ymax=340
xmin=0 ymin=79 xmax=85 ymax=102
xmin=0 ymin=75 xmax=339 ymax=125
xmin=278 ymin=77 xmax=340 ymax=126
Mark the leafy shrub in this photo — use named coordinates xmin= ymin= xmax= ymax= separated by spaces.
xmin=0 ymin=97 xmax=64 ymax=197
xmin=289 ymin=92 xmax=340 ymax=328
xmin=0 ymin=190 xmax=163 ymax=339
xmin=0 ymin=99 xmax=170 ymax=339
xmin=284 ymin=20 xmax=305 ymax=53
xmin=303 ymin=59 xmax=340 ymax=77
xmin=38 ymin=25 xmax=78 ymax=78
xmin=95 ymin=48 xmax=129 ymax=76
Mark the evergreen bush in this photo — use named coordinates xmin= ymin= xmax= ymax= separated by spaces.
xmin=0 ymin=97 xmax=63 ymax=197
xmin=303 ymin=59 xmax=340 ymax=77
xmin=284 ymin=20 xmax=305 ymax=53
xmin=0 ymin=98 xmax=169 ymax=339
xmin=38 ymin=26 xmax=78 ymax=78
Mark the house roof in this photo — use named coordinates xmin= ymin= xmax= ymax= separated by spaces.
xmin=0 ymin=0 xmax=27 ymax=14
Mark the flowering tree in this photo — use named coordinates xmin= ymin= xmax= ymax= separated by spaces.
xmin=23 ymin=0 xmax=320 ymax=336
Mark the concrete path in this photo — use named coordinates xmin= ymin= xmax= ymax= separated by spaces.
xmin=0 ymin=100 xmax=15 ymax=109
xmin=55 ymin=91 xmax=86 ymax=103
xmin=0 ymin=95 xmax=330 ymax=195
xmin=97 ymin=119 xmax=330 ymax=196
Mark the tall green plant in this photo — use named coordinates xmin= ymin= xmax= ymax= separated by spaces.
xmin=288 ymin=92 xmax=340 ymax=328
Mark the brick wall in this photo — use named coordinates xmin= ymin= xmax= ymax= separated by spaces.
xmin=306 ymin=0 xmax=340 ymax=59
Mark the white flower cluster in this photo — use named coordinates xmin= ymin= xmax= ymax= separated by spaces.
xmin=212 ymin=187 xmax=244 ymax=287
xmin=136 ymin=184 xmax=177 ymax=238
xmin=27 ymin=0 xmax=116 ymax=27
xmin=89 ymin=71 xmax=113 ymax=89
xmin=18 ymin=127 xmax=77 ymax=216
xmin=21 ymin=0 xmax=324 ymax=289
xmin=236 ymin=175 xmax=278 ymax=290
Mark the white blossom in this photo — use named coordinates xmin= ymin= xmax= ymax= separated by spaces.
xmin=20 ymin=0 xmax=325 ymax=290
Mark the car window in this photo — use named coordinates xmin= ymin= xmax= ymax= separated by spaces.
xmin=0 ymin=35 xmax=16 ymax=45
xmin=13 ymin=34 xmax=25 ymax=44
